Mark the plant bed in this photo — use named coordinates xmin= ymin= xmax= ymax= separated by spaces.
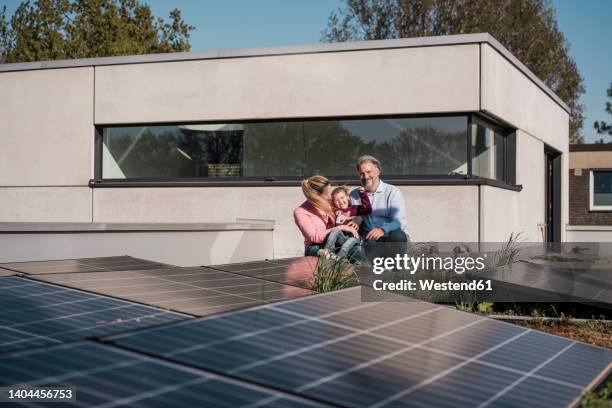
xmin=469 ymin=301 xmax=611 ymax=320
xmin=581 ymin=376 xmax=612 ymax=408
xmin=515 ymin=318 xmax=611 ymax=349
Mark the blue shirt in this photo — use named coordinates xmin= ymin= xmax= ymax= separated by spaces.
xmin=350 ymin=180 xmax=408 ymax=238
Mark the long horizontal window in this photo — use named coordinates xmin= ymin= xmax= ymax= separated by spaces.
xmin=98 ymin=115 xmax=516 ymax=184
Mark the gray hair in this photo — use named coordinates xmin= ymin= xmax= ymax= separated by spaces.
xmin=356 ymin=155 xmax=381 ymax=171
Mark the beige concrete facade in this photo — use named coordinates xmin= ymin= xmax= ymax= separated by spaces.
xmin=0 ymin=230 xmax=273 ymax=265
xmin=0 ymin=67 xmax=94 ymax=186
xmin=95 ymin=45 xmax=480 ymax=124
xmin=480 ymin=44 xmax=569 ymax=152
xmin=93 ymin=185 xmax=479 ymax=257
xmin=480 ymin=132 xmax=547 ymax=242
xmin=0 ymin=187 xmax=92 ymax=222
xmin=0 ymin=35 xmax=571 ymax=261
xmin=481 ymin=44 xmax=569 ymax=241
xmin=570 ymin=151 xmax=612 ymax=169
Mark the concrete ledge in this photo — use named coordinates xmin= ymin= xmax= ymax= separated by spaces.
xmin=0 ymin=229 xmax=273 ymax=265
xmin=0 ymin=222 xmax=274 ymax=232
xmin=566 ymin=225 xmax=612 ymax=231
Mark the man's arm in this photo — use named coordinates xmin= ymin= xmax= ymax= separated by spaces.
xmin=381 ymin=188 xmax=406 ymax=234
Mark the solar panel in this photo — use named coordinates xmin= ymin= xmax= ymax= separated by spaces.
xmin=472 ymin=260 xmax=612 ymax=306
xmin=0 ymin=342 xmax=331 ymax=407
xmin=32 ymin=266 xmax=314 ymax=316
xmin=0 ymin=276 xmax=188 ymax=354
xmin=210 ymin=257 xmax=318 ymax=289
xmin=0 ymin=255 xmax=170 ymax=275
xmin=108 ymin=286 xmax=612 ymax=408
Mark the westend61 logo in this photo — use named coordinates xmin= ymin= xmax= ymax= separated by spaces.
xmin=372 ymin=254 xmax=487 ymax=274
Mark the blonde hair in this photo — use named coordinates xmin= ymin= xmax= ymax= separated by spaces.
xmin=301 ymin=176 xmax=335 ymax=220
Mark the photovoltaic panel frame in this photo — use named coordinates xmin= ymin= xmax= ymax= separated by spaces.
xmin=0 ymin=255 xmax=171 ymax=275
xmin=209 ymin=257 xmax=318 ymax=289
xmin=0 ymin=342 xmax=332 ymax=407
xmin=0 ymin=276 xmax=188 ymax=354
xmin=32 ymin=266 xmax=314 ymax=316
xmin=108 ymin=286 xmax=612 ymax=408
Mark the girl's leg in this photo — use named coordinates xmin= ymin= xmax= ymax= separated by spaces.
xmin=305 ymin=244 xmax=323 ymax=257
xmin=324 ymin=227 xmax=345 ymax=251
xmin=337 ymin=236 xmax=360 ymax=259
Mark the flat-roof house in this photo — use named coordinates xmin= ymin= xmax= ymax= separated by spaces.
xmin=0 ymin=33 xmax=570 ymax=265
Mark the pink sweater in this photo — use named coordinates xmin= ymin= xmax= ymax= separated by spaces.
xmin=293 ymin=201 xmax=332 ymax=249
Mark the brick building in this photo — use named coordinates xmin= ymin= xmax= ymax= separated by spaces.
xmin=567 ymin=143 xmax=612 ymax=241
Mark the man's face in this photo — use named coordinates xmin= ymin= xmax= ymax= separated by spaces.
xmin=358 ymin=162 xmax=380 ymax=191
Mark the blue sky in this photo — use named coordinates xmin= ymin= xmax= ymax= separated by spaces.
xmin=2 ymin=0 xmax=611 ymax=142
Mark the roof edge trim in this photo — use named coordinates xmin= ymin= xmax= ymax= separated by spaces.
xmin=0 ymin=33 xmax=570 ymax=113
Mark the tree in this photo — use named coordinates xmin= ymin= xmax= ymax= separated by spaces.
xmin=1 ymin=0 xmax=194 ymax=63
xmin=594 ymin=82 xmax=612 ymax=138
xmin=322 ymin=0 xmax=585 ymax=143
xmin=0 ymin=6 xmax=10 ymax=63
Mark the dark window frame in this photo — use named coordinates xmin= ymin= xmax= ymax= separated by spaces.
xmin=468 ymin=114 xmax=516 ymax=185
xmin=91 ymin=113 xmax=520 ymax=191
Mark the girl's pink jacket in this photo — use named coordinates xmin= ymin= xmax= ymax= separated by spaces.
xmin=293 ymin=201 xmax=332 ymax=249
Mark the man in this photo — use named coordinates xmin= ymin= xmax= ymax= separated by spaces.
xmin=349 ymin=155 xmax=409 ymax=246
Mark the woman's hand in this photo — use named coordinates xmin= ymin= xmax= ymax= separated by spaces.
xmin=347 ymin=216 xmax=362 ymax=231
xmin=339 ymin=224 xmax=359 ymax=238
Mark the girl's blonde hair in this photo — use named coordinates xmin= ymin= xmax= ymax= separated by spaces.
xmin=301 ymin=176 xmax=335 ymax=220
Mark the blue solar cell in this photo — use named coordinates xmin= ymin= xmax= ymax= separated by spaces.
xmin=108 ymin=287 xmax=612 ymax=408
xmin=0 ymin=277 xmax=188 ymax=354
xmin=0 ymin=342 xmax=331 ymax=407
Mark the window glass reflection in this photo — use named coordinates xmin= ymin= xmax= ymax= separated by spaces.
xmin=101 ymin=116 xmax=506 ymax=181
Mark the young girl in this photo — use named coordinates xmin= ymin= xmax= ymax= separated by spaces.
xmin=321 ymin=186 xmax=371 ymax=259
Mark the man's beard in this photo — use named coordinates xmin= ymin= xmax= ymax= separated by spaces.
xmin=365 ymin=178 xmax=379 ymax=190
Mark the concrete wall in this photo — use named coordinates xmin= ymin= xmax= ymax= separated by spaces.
xmin=95 ymin=44 xmax=480 ymax=124
xmin=0 ymin=67 xmax=94 ymax=186
xmin=92 ymin=185 xmax=478 ymax=257
xmin=480 ymin=44 xmax=569 ymax=152
xmin=481 ymin=44 xmax=569 ymax=241
xmin=570 ymin=151 xmax=612 ymax=169
xmin=479 ymin=132 xmax=547 ymax=242
xmin=566 ymin=226 xmax=612 ymax=242
xmin=0 ymin=230 xmax=273 ymax=266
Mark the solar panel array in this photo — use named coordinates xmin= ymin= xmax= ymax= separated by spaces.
xmin=32 ymin=266 xmax=314 ymax=316
xmin=0 ymin=276 xmax=187 ymax=354
xmin=472 ymin=260 xmax=612 ymax=306
xmin=109 ymin=287 xmax=612 ymax=408
xmin=0 ymin=255 xmax=170 ymax=275
xmin=210 ymin=257 xmax=318 ymax=289
xmin=0 ymin=342 xmax=331 ymax=407
xmin=2 ymin=255 xmax=610 ymax=407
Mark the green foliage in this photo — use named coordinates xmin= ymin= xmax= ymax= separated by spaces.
xmin=493 ymin=232 xmax=525 ymax=267
xmin=594 ymin=82 xmax=612 ymax=138
xmin=311 ymin=254 xmax=360 ymax=293
xmin=0 ymin=6 xmax=9 ymax=63
xmin=1 ymin=0 xmax=194 ymax=63
xmin=580 ymin=376 xmax=611 ymax=408
xmin=477 ymin=301 xmax=494 ymax=314
xmin=322 ymin=0 xmax=585 ymax=143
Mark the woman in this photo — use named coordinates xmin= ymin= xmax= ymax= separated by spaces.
xmin=293 ymin=175 xmax=358 ymax=256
